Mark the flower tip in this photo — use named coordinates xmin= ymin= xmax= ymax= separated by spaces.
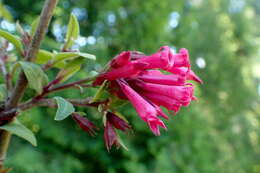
xmin=188 ymin=70 xmax=203 ymax=84
xmin=110 ymin=51 xmax=131 ymax=68
xmin=159 ymin=45 xmax=170 ymax=51
xmin=192 ymin=96 xmax=198 ymax=101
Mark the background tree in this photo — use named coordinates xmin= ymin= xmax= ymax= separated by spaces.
xmin=0 ymin=0 xmax=259 ymax=172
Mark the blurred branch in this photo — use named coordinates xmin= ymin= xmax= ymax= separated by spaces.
xmin=0 ymin=49 xmax=12 ymax=94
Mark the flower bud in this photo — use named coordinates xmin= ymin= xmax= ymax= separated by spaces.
xmin=72 ymin=113 xmax=98 ymax=136
xmin=106 ymin=112 xmax=131 ymax=131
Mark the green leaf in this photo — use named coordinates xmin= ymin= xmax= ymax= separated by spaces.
xmin=0 ymin=29 xmax=23 ymax=54
xmin=16 ymin=21 xmax=25 ymax=36
xmin=0 ymin=84 xmax=7 ymax=101
xmin=56 ymin=58 xmax=84 ymax=82
xmin=116 ymin=132 xmax=129 ymax=151
xmin=109 ymin=94 xmax=128 ymax=108
xmin=19 ymin=61 xmax=49 ymax=94
xmin=35 ymin=49 xmax=54 ymax=64
xmin=54 ymin=96 xmax=75 ymax=121
xmin=30 ymin=17 xmax=39 ymax=37
xmin=52 ymin=52 xmax=95 ymax=67
xmin=91 ymin=80 xmax=108 ymax=103
xmin=0 ymin=119 xmax=37 ymax=146
xmin=0 ymin=3 xmax=13 ymax=22
xmin=64 ymin=14 xmax=79 ymax=50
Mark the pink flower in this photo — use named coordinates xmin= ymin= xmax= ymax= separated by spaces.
xmin=110 ymin=51 xmax=131 ymax=68
xmin=169 ymin=67 xmax=203 ymax=84
xmin=72 ymin=113 xmax=98 ymax=136
xmin=93 ymin=46 xmax=202 ymax=135
xmin=117 ymin=80 xmax=166 ymax=135
xmin=141 ymin=92 xmax=182 ymax=112
xmin=134 ymin=81 xmax=194 ymax=102
xmin=172 ymin=48 xmax=190 ymax=67
xmin=93 ymin=61 xmax=148 ymax=85
xmin=137 ymin=72 xmax=186 ymax=85
xmin=135 ymin=46 xmax=172 ymax=70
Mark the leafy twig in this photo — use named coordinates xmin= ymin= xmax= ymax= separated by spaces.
xmin=0 ymin=0 xmax=59 ymax=169
xmin=6 ymin=0 xmax=59 ymax=109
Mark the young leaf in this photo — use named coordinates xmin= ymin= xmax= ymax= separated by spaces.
xmin=0 ymin=29 xmax=23 ymax=54
xmin=19 ymin=61 xmax=49 ymax=94
xmin=64 ymin=14 xmax=79 ymax=50
xmin=30 ymin=17 xmax=40 ymax=37
xmin=0 ymin=118 xmax=37 ymax=146
xmin=35 ymin=49 xmax=54 ymax=64
xmin=54 ymin=96 xmax=75 ymax=121
xmin=16 ymin=21 xmax=25 ymax=36
xmin=56 ymin=58 xmax=84 ymax=83
xmin=53 ymin=52 xmax=96 ymax=63
xmin=91 ymin=80 xmax=108 ymax=103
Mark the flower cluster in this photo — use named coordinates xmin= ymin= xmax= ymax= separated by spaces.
xmin=94 ymin=46 xmax=202 ymax=135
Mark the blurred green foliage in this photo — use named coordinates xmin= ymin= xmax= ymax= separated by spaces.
xmin=1 ymin=0 xmax=260 ymax=172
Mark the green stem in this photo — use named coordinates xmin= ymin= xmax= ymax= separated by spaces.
xmin=0 ymin=131 xmax=11 ymax=168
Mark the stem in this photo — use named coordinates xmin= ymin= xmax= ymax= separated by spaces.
xmin=0 ymin=0 xmax=59 ymax=168
xmin=0 ymin=131 xmax=11 ymax=168
xmin=31 ymin=76 xmax=95 ymax=101
xmin=18 ymin=98 xmax=104 ymax=111
xmin=48 ymin=76 xmax=95 ymax=93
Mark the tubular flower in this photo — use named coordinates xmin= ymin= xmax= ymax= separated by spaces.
xmin=94 ymin=46 xmax=202 ymax=135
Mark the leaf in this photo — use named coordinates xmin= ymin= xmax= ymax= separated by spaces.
xmin=109 ymin=94 xmax=128 ymax=108
xmin=35 ymin=49 xmax=54 ymax=64
xmin=0 ymin=3 xmax=13 ymax=22
xmin=30 ymin=17 xmax=39 ymax=37
xmin=54 ymin=96 xmax=75 ymax=121
xmin=116 ymin=132 xmax=129 ymax=151
xmin=0 ymin=29 xmax=23 ymax=54
xmin=64 ymin=14 xmax=80 ymax=50
xmin=0 ymin=84 xmax=7 ymax=101
xmin=52 ymin=52 xmax=95 ymax=65
xmin=56 ymin=58 xmax=84 ymax=82
xmin=19 ymin=61 xmax=49 ymax=94
xmin=16 ymin=21 xmax=25 ymax=36
xmin=0 ymin=118 xmax=37 ymax=146
xmin=91 ymin=80 xmax=108 ymax=103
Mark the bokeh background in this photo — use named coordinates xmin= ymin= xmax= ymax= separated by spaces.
xmin=1 ymin=0 xmax=260 ymax=172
